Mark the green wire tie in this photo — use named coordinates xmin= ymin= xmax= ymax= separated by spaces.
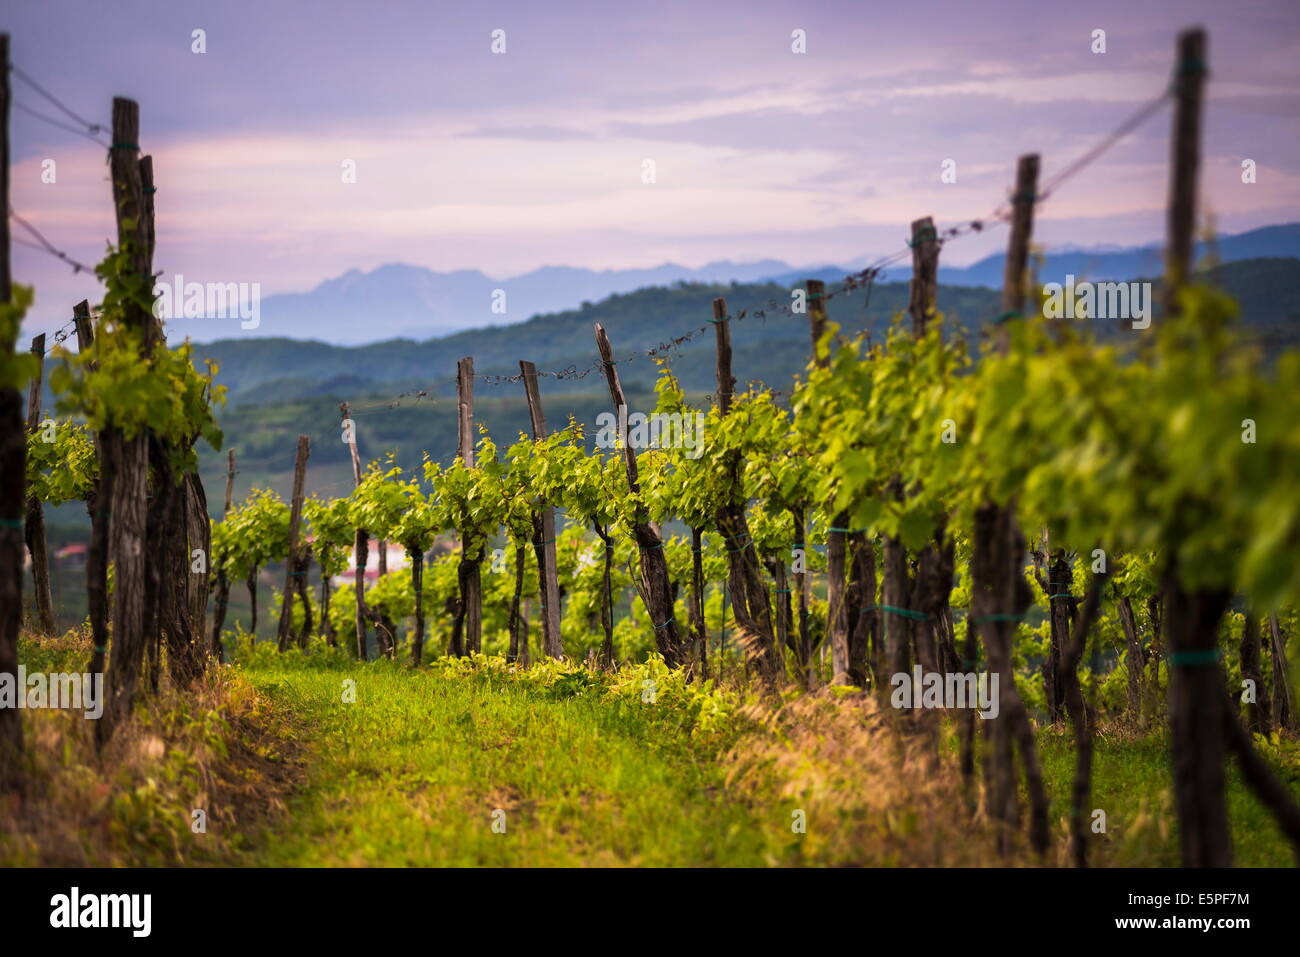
xmin=1012 ymin=191 xmax=1037 ymax=203
xmin=143 ymin=186 xmax=157 ymax=193
xmin=961 ymin=659 xmax=977 ymax=670
xmin=975 ymin=612 xmax=1029 ymax=623
xmin=908 ymin=227 xmax=937 ymax=247
xmin=93 ymin=645 xmax=106 ymax=654
xmin=653 ymin=617 xmax=675 ymax=630
xmin=994 ymin=310 xmax=1021 ymax=324
xmin=1047 ymin=593 xmax=1074 ymax=600
xmin=774 ymin=588 xmax=791 ymax=594
xmin=0 ymin=518 xmax=23 ymax=528
xmin=725 ymin=534 xmax=752 ymax=553
xmin=1178 ymin=57 xmax=1207 ymax=77
xmin=1170 ymin=648 xmax=1222 ymax=667
xmin=112 ymin=142 xmax=140 ymax=150
xmin=875 ymin=604 xmax=929 ymax=621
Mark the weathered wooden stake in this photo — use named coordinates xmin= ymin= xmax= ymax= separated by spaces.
xmin=0 ymin=32 xmax=25 ymax=782
xmin=1164 ymin=27 xmax=1206 ymax=318
xmin=973 ymin=152 xmax=1050 ymax=858
xmin=209 ymin=449 xmax=235 ymax=661
xmin=455 ymin=357 xmax=482 ymax=655
xmin=1157 ymin=27 xmax=1233 ymax=869
xmin=98 ymin=97 xmax=151 ymax=747
xmin=223 ymin=449 xmax=236 ymax=515
xmin=24 ymin=333 xmax=55 ymax=634
xmin=907 ymin=216 xmax=939 ymax=337
xmin=1000 ymin=156 xmax=1039 ymax=346
xmin=593 ymin=323 xmax=686 ymax=667
xmin=520 ymin=360 xmax=563 ymax=659
xmin=72 ymin=300 xmax=113 ymax=677
xmin=277 ymin=435 xmax=310 ymax=650
xmin=807 ymin=278 xmax=856 ymax=685
xmin=712 ymin=297 xmax=780 ymax=683
xmin=341 ymin=402 xmax=368 ymax=659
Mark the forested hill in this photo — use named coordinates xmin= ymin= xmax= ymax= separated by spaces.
xmin=192 ymin=279 xmax=997 ymax=407
xmin=192 ymin=256 xmax=1300 ymax=409
xmin=175 ymin=256 xmax=1300 ymax=510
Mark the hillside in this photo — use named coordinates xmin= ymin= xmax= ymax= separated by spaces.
xmin=187 ymin=257 xmax=1300 ymax=511
xmin=142 ymin=223 xmax=1300 ymax=346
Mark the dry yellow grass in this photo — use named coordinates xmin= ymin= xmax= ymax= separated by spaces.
xmin=0 ymin=628 xmax=301 ymax=866
xmin=722 ymin=689 xmax=1010 ymax=866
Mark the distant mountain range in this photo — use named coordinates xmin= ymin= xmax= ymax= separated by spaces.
xmin=176 ymin=255 xmax=1300 ymax=511
xmin=161 ymin=223 xmax=1300 ymax=346
xmin=165 ymin=258 xmax=807 ymax=345
xmin=780 ymin=223 xmax=1300 ymax=290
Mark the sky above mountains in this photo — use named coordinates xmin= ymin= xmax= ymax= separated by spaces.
xmin=8 ymin=0 xmax=1300 ymax=337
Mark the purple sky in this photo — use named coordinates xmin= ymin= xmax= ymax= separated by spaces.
xmin=7 ymin=0 xmax=1300 ymax=337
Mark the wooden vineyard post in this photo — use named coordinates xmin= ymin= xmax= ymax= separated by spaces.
xmin=899 ymin=218 xmax=950 ymax=686
xmin=519 ymin=360 xmax=563 ymax=659
xmin=277 ymin=435 xmax=310 ymax=651
xmin=1160 ymin=27 xmax=1234 ymax=868
xmin=454 ymin=357 xmax=482 ymax=656
xmin=971 ymin=152 xmax=1050 ymax=857
xmin=224 ymin=449 xmax=236 ymax=514
xmin=210 ymin=449 xmax=235 ymax=661
xmin=98 ymin=97 xmax=152 ymax=746
xmin=74 ymin=300 xmax=114 ymax=677
xmin=807 ymin=278 xmax=841 ymax=678
xmin=1270 ymin=614 xmax=1295 ymax=731
xmin=1164 ymin=27 xmax=1206 ymax=319
xmin=907 ymin=216 xmax=939 ymax=337
xmin=711 ymin=297 xmax=780 ymax=683
xmin=592 ymin=323 xmax=687 ymax=667
xmin=341 ymin=402 xmax=369 ymax=659
xmin=997 ymin=162 xmax=1037 ymax=353
xmin=0 ymin=31 xmax=24 ymax=783
xmin=24 ymin=332 xmax=55 ymax=634
xmin=132 ymin=148 xmax=205 ymax=687
xmin=807 ymin=278 xmax=860 ymax=685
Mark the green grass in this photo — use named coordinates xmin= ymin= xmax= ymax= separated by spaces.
xmin=13 ymin=631 xmax=1299 ymax=867
xmin=235 ymin=650 xmax=783 ymax=866
xmin=1037 ymin=727 xmax=1300 ymax=867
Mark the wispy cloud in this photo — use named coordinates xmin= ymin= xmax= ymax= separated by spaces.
xmin=6 ymin=0 xmax=1300 ymax=335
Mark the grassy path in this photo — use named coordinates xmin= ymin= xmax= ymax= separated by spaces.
xmin=239 ymin=655 xmax=783 ymax=866
xmin=11 ymin=635 xmax=1296 ymax=867
xmin=239 ymin=653 xmax=1300 ymax=868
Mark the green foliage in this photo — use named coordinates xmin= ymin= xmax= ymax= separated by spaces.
xmin=303 ymin=495 xmax=352 ymax=578
xmin=26 ymin=420 xmax=97 ymax=505
xmin=49 ymin=245 xmax=225 ymax=474
xmin=213 ymin=487 xmax=290 ymax=579
xmin=0 ymin=285 xmax=38 ymax=391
